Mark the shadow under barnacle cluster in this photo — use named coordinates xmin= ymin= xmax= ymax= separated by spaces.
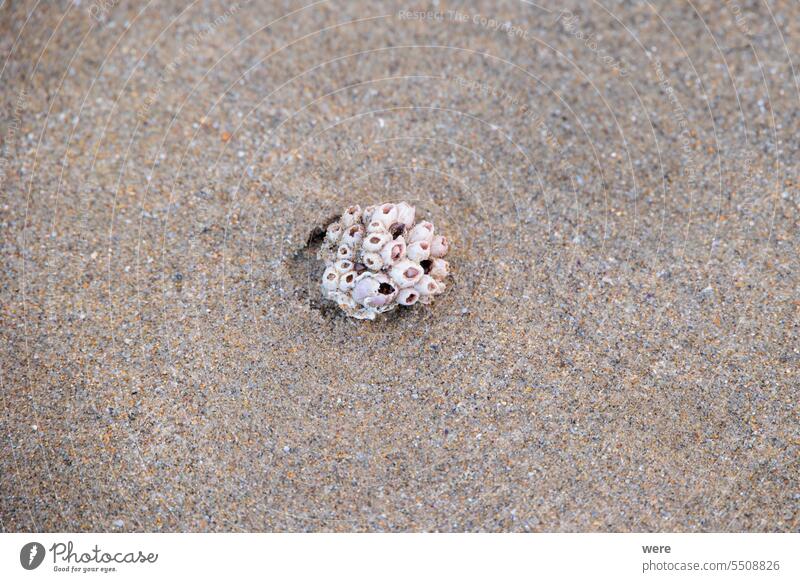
xmin=285 ymin=213 xmax=342 ymax=319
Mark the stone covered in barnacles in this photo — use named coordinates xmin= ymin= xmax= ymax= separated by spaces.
xmin=318 ymin=202 xmax=450 ymax=319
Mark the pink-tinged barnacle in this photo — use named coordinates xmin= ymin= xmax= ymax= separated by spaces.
xmin=380 ymin=236 xmax=406 ymax=266
xmin=366 ymin=291 xmax=394 ymax=308
xmin=366 ymin=289 xmax=396 ymax=308
xmin=406 ymin=240 xmax=430 ymax=262
xmin=408 ymin=221 xmax=434 ymax=244
xmin=429 ymin=258 xmax=449 ymax=281
xmin=390 ymin=259 xmax=424 ymax=288
xmin=430 ymin=235 xmax=448 ymax=258
xmin=370 ymin=273 xmax=398 ymax=305
xmin=396 ymin=288 xmax=420 ymax=306
xmin=395 ymin=201 xmax=416 ymax=229
xmin=414 ymin=274 xmax=439 ymax=297
xmin=373 ymin=202 xmax=398 ymax=228
xmin=353 ymin=275 xmax=379 ymax=304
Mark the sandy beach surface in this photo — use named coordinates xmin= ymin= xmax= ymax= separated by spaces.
xmin=1 ymin=0 xmax=798 ymax=531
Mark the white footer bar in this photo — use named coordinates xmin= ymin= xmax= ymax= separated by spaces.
xmin=1 ymin=533 xmax=797 ymax=581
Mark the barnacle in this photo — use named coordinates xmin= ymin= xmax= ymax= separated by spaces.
xmin=428 ymin=258 xmax=449 ymax=281
xmin=395 ymin=202 xmax=416 ymax=229
xmin=373 ymin=203 xmax=398 ymax=228
xmin=361 ymin=252 xmax=384 ymax=271
xmin=317 ymin=202 xmax=451 ymax=319
xmin=408 ymin=221 xmax=434 ymax=244
xmin=341 ymin=224 xmax=364 ymax=247
xmin=337 ymin=244 xmax=354 ymax=261
xmin=321 ymin=266 xmax=339 ymax=295
xmin=430 ymin=235 xmax=449 ymax=257
xmin=325 ymin=222 xmax=343 ymax=244
xmin=362 ymin=231 xmax=391 ymax=252
xmin=380 ymin=236 xmax=407 ymax=265
xmin=406 ymin=240 xmax=430 ymax=262
xmin=390 ymin=259 xmax=423 ymax=288
xmin=396 ymin=287 xmax=420 ymax=306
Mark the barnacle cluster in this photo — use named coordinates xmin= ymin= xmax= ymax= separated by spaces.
xmin=318 ymin=202 xmax=450 ymax=319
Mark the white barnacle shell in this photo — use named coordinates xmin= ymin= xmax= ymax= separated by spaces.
xmin=354 ymin=273 xmax=396 ymax=308
xmin=352 ymin=274 xmax=380 ymax=304
xmin=380 ymin=236 xmax=406 ymax=266
xmin=338 ymin=270 xmax=357 ymax=292
xmin=366 ymin=219 xmax=388 ymax=233
xmin=430 ymin=235 xmax=449 ymax=258
xmin=362 ymin=205 xmax=377 ymax=224
xmin=396 ymin=287 xmax=420 ymax=306
xmin=326 ymin=222 xmax=343 ymax=244
xmin=362 ymin=231 xmax=391 ymax=252
xmin=373 ymin=203 xmax=398 ymax=228
xmin=319 ymin=201 xmax=451 ymax=319
xmin=337 ymin=244 xmax=354 ymax=261
xmin=390 ymin=259 xmax=423 ymax=288
xmin=340 ymin=205 xmax=362 ymax=228
xmin=361 ymin=252 xmax=384 ymax=271
xmin=341 ymin=224 xmax=364 ymax=247
xmin=414 ymin=274 xmax=439 ymax=297
xmin=321 ymin=266 xmax=339 ymax=294
xmin=414 ymin=275 xmax=440 ymax=305
xmin=395 ymin=202 xmax=416 ymax=229
xmin=366 ymin=273 xmax=397 ymax=307
xmin=406 ymin=240 xmax=431 ymax=262
xmin=408 ymin=221 xmax=434 ymax=244
xmin=335 ymin=259 xmax=354 ymax=273
xmin=429 ymin=258 xmax=449 ymax=281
